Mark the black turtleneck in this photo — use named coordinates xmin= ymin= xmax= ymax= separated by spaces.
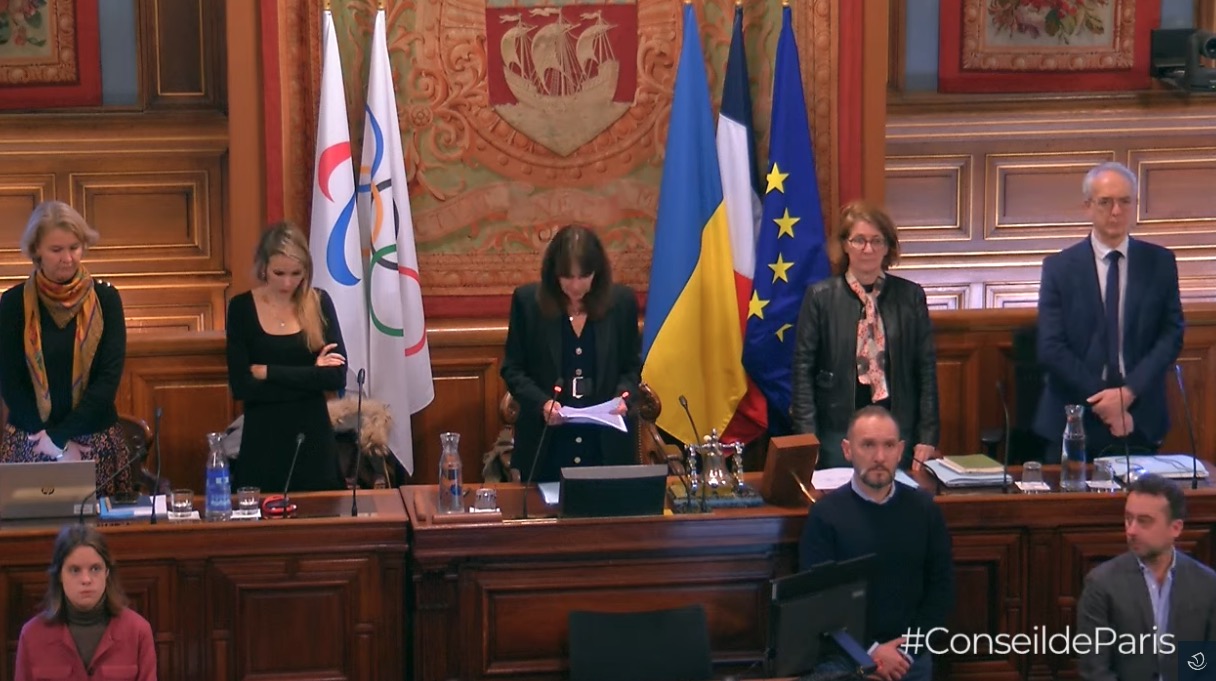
xmin=66 ymin=601 xmax=109 ymax=668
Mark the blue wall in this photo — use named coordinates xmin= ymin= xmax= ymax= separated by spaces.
xmin=98 ymin=0 xmax=139 ymax=106
xmin=906 ymin=0 xmax=1195 ymax=91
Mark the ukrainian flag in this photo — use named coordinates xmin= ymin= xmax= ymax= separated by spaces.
xmin=642 ymin=2 xmax=747 ymax=446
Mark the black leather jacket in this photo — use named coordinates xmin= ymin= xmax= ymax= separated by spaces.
xmin=791 ymin=273 xmax=940 ymax=447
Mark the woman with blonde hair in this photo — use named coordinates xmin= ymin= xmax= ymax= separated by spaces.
xmin=226 ymin=222 xmax=347 ymax=492
xmin=791 ymin=201 xmax=940 ymax=470
xmin=0 ymin=201 xmax=133 ymax=497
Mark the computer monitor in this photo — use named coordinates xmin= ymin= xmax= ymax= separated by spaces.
xmin=559 ymin=464 xmax=667 ymax=518
xmin=0 ymin=460 xmax=98 ymax=520
xmin=768 ymin=555 xmax=877 ymax=678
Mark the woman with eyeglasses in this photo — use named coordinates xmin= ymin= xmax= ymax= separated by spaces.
xmin=15 ymin=525 xmax=156 ymax=680
xmin=791 ymin=201 xmax=940 ymax=470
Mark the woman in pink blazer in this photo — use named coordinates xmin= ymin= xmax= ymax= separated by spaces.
xmin=15 ymin=525 xmax=156 ymax=681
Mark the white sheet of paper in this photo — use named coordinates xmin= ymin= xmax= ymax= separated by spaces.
xmin=537 ymin=482 xmax=561 ymax=505
xmin=558 ymin=397 xmax=628 ymax=432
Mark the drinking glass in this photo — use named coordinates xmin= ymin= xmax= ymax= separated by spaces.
xmin=237 ymin=487 xmax=260 ymax=512
xmin=1091 ymin=461 xmax=1118 ymax=492
xmin=168 ymin=489 xmax=194 ymax=521
xmin=1021 ymin=461 xmax=1044 ymax=492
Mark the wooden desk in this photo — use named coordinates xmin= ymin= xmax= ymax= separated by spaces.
xmin=0 ymin=490 xmax=407 ymax=681
xmin=405 ymin=469 xmax=1216 ymax=681
xmin=403 ymin=481 xmax=805 ymax=681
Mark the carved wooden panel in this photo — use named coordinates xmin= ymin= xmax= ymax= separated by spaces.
xmin=941 ymin=531 xmax=1025 ymax=681
xmin=0 ymin=175 xmax=55 ymax=249
xmin=121 ymin=333 xmax=235 ymax=494
xmin=139 ymin=0 xmax=226 ymax=109
xmin=886 ymin=155 xmax=971 ymax=239
xmin=1132 ymin=148 xmax=1216 ymax=224
xmin=209 ymin=555 xmax=383 ymax=681
xmin=469 ymin=557 xmax=770 ymax=678
xmin=886 ymin=106 xmax=1216 ymax=310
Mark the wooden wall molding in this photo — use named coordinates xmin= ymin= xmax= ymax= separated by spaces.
xmin=887 ymin=105 xmax=1216 ymax=309
xmin=0 ymin=114 xmax=231 ymax=328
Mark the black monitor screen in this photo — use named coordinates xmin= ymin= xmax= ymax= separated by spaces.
xmin=769 ymin=555 xmax=875 ymax=677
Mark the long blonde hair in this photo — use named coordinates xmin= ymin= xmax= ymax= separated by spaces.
xmin=253 ymin=222 xmax=326 ymax=351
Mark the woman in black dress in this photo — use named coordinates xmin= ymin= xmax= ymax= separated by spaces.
xmin=226 ymin=222 xmax=346 ymax=492
xmin=0 ymin=201 xmax=132 ymax=497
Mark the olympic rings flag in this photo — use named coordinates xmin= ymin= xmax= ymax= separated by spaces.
xmin=357 ymin=7 xmax=435 ymax=473
xmin=309 ymin=8 xmax=368 ymax=395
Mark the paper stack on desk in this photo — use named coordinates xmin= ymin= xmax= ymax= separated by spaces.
xmin=924 ymin=459 xmax=1010 ymax=488
xmin=558 ymin=398 xmax=627 ymax=432
xmin=1095 ymin=454 xmax=1208 ymax=481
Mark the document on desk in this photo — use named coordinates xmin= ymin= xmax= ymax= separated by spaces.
xmin=558 ymin=398 xmax=627 ymax=432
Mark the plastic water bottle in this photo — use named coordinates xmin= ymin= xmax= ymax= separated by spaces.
xmin=205 ymin=432 xmax=232 ymax=520
xmin=1060 ymin=405 xmax=1087 ymax=492
xmin=437 ymin=432 xmax=463 ymax=513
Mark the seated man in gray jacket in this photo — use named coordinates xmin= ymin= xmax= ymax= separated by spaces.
xmin=1077 ymin=474 xmax=1216 ymax=681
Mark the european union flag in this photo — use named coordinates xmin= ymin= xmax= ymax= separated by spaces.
xmin=741 ymin=5 xmax=830 ymax=431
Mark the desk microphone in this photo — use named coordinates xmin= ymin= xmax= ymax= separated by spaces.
xmin=149 ymin=406 xmax=164 ymax=525
xmin=522 ymin=384 xmax=562 ymax=520
xmin=677 ymin=395 xmax=704 ymax=511
xmin=996 ymin=381 xmax=1011 ymax=494
xmin=79 ymin=447 xmax=149 ymax=524
xmin=1175 ymin=364 xmax=1200 ymax=489
xmin=263 ymin=433 xmax=305 ymax=518
xmin=1116 ymin=375 xmax=1132 ymax=489
xmin=351 ymin=368 xmax=366 ymax=517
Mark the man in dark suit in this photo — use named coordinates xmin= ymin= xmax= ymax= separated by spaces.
xmin=1077 ymin=474 xmax=1216 ymax=681
xmin=1034 ymin=161 xmax=1184 ymax=460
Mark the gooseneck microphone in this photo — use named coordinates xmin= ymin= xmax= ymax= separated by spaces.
xmin=79 ymin=448 xmax=149 ymax=524
xmin=522 ymin=384 xmax=563 ymax=520
xmin=996 ymin=381 xmax=1011 ymax=494
xmin=1117 ymin=377 xmax=1132 ymax=490
xmin=149 ymin=406 xmax=164 ymax=525
xmin=264 ymin=433 xmax=305 ymax=518
xmin=351 ymin=369 xmax=366 ymax=517
xmin=1175 ymin=364 xmax=1201 ymax=490
xmin=678 ymin=395 xmax=704 ymax=511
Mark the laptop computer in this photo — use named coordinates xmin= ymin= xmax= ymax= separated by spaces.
xmin=0 ymin=460 xmax=98 ymax=520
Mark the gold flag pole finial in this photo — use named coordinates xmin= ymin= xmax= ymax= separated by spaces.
xmin=684 ymin=0 xmax=692 ymax=5
xmin=782 ymin=0 xmax=789 ymax=6
xmin=736 ymin=0 xmax=742 ymax=6
xmin=379 ymin=1 xmax=385 ymax=9
xmin=324 ymin=0 xmax=331 ymax=11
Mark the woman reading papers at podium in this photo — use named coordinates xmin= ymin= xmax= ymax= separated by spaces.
xmin=501 ymin=225 xmax=641 ymax=483
xmin=0 ymin=201 xmax=131 ymax=497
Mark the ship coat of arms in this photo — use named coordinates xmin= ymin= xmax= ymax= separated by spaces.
xmin=486 ymin=0 xmax=639 ymax=157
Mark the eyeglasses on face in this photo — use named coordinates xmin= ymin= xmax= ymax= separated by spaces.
xmin=846 ymin=236 xmax=888 ymax=250
xmin=1089 ymin=196 xmax=1135 ymax=210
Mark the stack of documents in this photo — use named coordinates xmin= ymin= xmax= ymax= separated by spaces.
xmin=98 ymin=495 xmax=167 ymax=520
xmin=924 ymin=459 xmax=1010 ymax=488
xmin=1095 ymin=454 xmax=1208 ymax=482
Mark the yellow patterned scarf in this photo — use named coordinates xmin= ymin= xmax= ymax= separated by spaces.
xmin=23 ymin=266 xmax=103 ymax=422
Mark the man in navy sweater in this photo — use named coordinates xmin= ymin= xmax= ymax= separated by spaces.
xmin=800 ymin=405 xmax=955 ymax=681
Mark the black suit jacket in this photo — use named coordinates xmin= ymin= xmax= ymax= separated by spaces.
xmin=1034 ymin=237 xmax=1183 ymax=446
xmin=501 ymin=283 xmax=642 ymax=482
xmin=1077 ymin=550 xmax=1216 ymax=681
